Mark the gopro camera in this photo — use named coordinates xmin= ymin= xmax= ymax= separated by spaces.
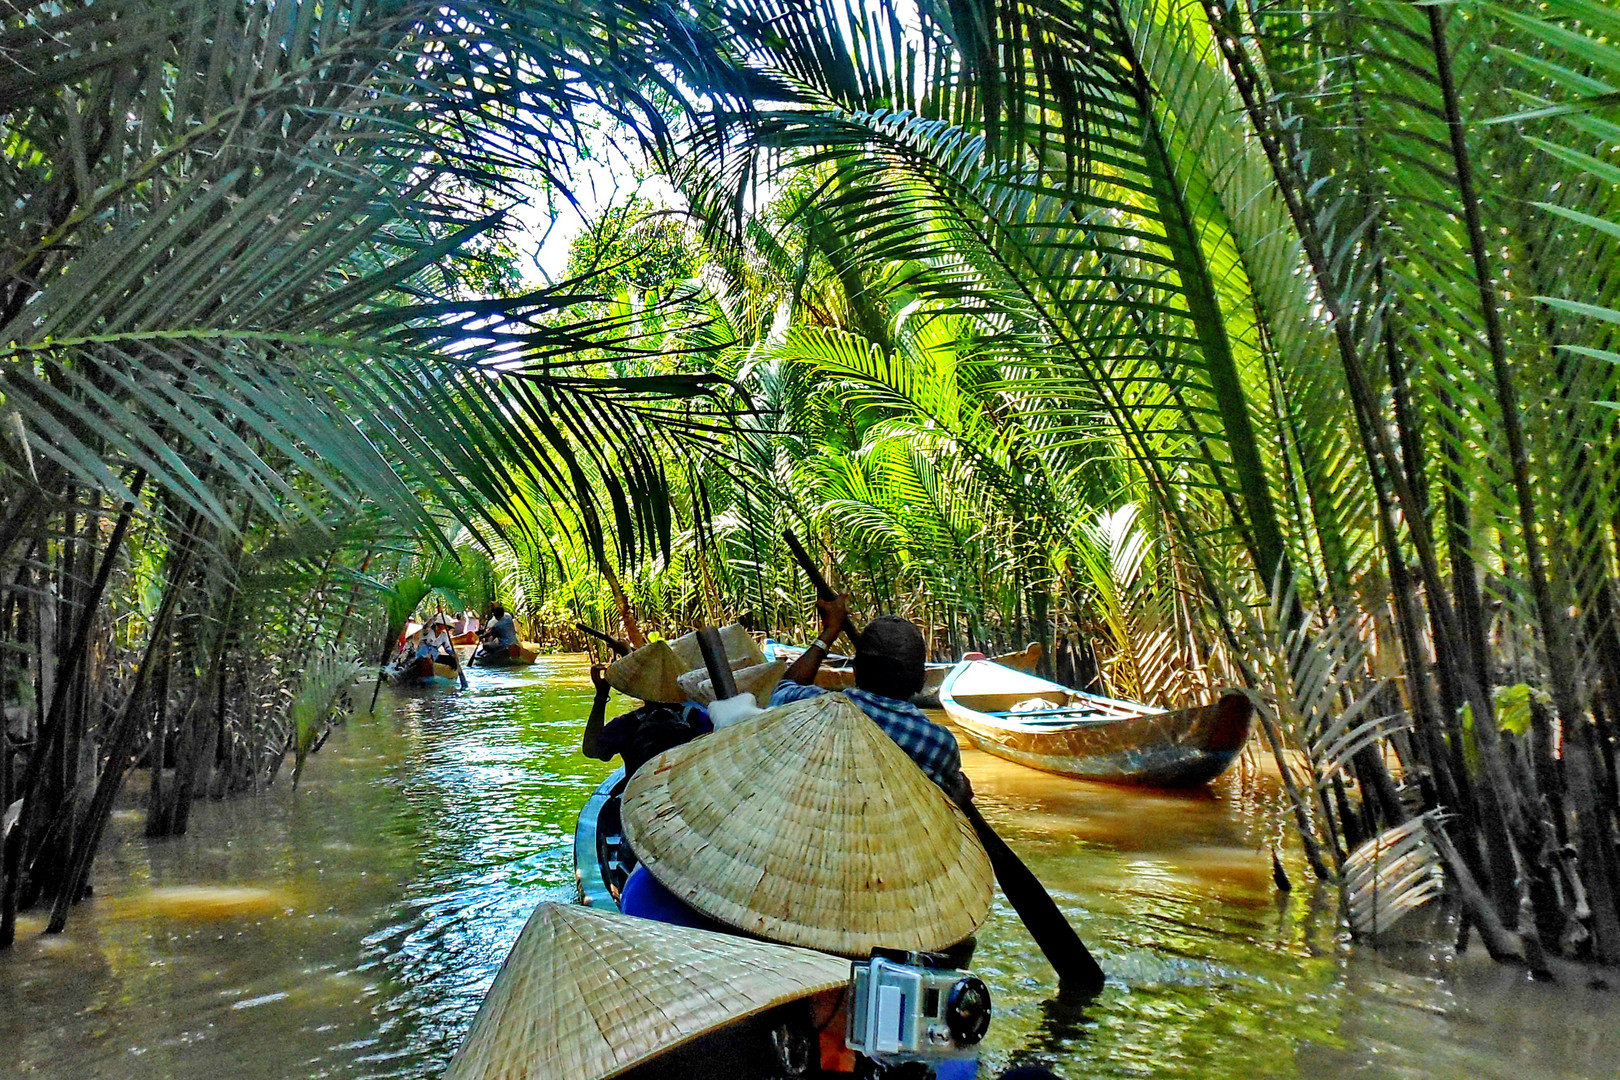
xmin=846 ymin=955 xmax=991 ymax=1065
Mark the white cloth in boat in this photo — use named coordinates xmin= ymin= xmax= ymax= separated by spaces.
xmin=419 ymin=628 xmax=453 ymax=656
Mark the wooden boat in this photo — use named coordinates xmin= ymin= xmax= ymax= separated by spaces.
xmin=761 ymin=640 xmax=1041 ymax=708
xmin=938 ymin=659 xmax=1252 ymax=786
xmin=386 ymin=656 xmax=460 ymax=688
xmin=460 ymin=641 xmax=540 ymax=667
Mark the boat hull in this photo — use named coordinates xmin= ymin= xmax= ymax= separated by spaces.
xmin=462 ymin=642 xmax=540 ymax=667
xmin=386 ymin=659 xmax=459 ymax=688
xmin=574 ymin=768 xmax=630 ymax=910
xmin=940 ymin=662 xmax=1251 ymax=787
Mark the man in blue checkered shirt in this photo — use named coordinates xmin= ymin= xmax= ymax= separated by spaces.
xmin=772 ymin=596 xmax=971 ymax=804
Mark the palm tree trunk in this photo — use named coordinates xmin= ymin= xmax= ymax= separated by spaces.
xmin=1203 ymin=1 xmax=1533 ymax=919
xmin=47 ymin=512 xmax=199 ymax=934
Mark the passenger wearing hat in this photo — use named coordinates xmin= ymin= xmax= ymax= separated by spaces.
xmin=411 ymin=613 xmax=466 ymax=687
xmin=582 ymin=652 xmax=712 ymax=781
xmin=419 ymin=614 xmax=456 ymax=664
xmin=773 ymin=596 xmax=971 ymax=803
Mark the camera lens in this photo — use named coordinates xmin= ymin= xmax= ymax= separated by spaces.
xmin=945 ymin=976 xmax=992 ymax=1044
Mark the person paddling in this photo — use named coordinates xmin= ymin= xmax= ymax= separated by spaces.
xmin=581 ymin=665 xmax=712 ymax=780
xmin=421 ymin=615 xmax=456 ymax=663
xmin=393 ymin=621 xmax=425 ymax=668
xmin=421 ymin=614 xmax=467 ymax=688
xmin=479 ymin=602 xmax=518 ymax=664
xmin=774 ymin=595 xmax=972 ymax=804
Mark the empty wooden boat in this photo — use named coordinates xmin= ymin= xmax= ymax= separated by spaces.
xmin=938 ymin=660 xmax=1252 ymax=786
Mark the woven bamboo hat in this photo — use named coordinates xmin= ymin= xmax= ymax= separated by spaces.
xmin=676 ymin=658 xmax=788 ymax=706
xmin=605 ymin=639 xmax=686 ymax=703
xmin=607 ymin=624 xmax=768 ymax=703
xmin=621 ymin=693 xmax=993 ymax=955
xmin=667 ymin=623 xmax=765 ymax=670
xmin=444 ymin=902 xmax=848 ymax=1080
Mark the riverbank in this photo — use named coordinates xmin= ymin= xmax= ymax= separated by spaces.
xmin=2 ymin=656 xmax=1615 ymax=1080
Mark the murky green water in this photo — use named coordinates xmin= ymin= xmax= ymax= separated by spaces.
xmin=2 ymin=655 xmax=1616 ymax=1079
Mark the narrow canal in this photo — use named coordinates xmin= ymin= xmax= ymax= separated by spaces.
xmin=3 ymin=656 xmax=1616 ymax=1079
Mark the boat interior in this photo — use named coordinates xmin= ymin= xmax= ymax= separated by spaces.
xmin=948 ymin=664 xmax=1158 ymax=725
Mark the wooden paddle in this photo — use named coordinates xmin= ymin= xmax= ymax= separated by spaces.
xmin=576 ymin=623 xmax=632 ymax=656
xmin=695 ymin=626 xmax=740 ymax=700
xmin=782 ymin=529 xmax=861 ymax=646
xmin=782 ymin=528 xmax=1106 ymax=995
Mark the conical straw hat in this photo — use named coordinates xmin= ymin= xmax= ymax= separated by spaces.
xmin=667 ymin=623 xmax=766 ymax=671
xmin=621 ymin=693 xmax=993 ymax=955
xmin=444 ymin=902 xmax=848 ymax=1080
xmin=676 ymin=658 xmax=788 ymax=706
xmin=607 ymin=625 xmax=767 ymax=703
xmin=605 ymin=639 xmax=686 ymax=703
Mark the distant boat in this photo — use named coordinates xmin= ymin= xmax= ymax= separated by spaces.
xmin=386 ymin=657 xmax=459 ymax=688
xmin=938 ymin=659 xmax=1251 ymax=786
xmin=455 ymin=642 xmax=540 ymax=667
xmin=762 ymin=640 xmax=1041 ymax=708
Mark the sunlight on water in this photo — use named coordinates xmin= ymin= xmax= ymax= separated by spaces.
xmin=1 ymin=654 xmax=1616 ymax=1080
xmin=113 ymin=886 xmax=298 ymax=921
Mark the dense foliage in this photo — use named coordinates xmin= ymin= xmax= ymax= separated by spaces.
xmin=4 ymin=0 xmax=1619 ymax=975
xmin=518 ymin=0 xmax=1620 ymax=970
xmin=0 ymin=0 xmax=728 ymax=942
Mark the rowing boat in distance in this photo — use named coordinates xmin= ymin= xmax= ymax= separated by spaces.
xmin=454 ymin=642 xmax=540 ymax=667
xmin=385 ymin=657 xmax=459 ymax=688
xmin=938 ymin=659 xmax=1252 ymax=787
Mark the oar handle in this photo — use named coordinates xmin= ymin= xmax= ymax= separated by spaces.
xmin=782 ymin=529 xmax=862 ymax=643
xmin=576 ymin=623 xmax=631 ymax=656
xmin=695 ymin=626 xmax=739 ymax=701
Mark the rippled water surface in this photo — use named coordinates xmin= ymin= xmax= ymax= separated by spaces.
xmin=3 ymin=655 xmax=1616 ymax=1079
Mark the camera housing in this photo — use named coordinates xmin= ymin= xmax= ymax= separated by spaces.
xmin=845 ymin=954 xmax=992 ymax=1065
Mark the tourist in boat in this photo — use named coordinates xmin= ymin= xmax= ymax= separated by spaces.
xmin=414 ymin=614 xmax=467 ymax=688
xmin=773 ymin=595 xmax=972 ymax=803
xmin=450 ymin=608 xmax=480 ymax=644
xmin=393 ymin=620 xmax=425 ymax=667
xmin=420 ymin=615 xmax=457 ymax=664
xmin=581 ymin=662 xmax=712 ymax=780
xmin=479 ymin=602 xmax=518 ymax=664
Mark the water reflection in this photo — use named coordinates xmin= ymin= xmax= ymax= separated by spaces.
xmin=1 ymin=655 xmax=1616 ymax=1080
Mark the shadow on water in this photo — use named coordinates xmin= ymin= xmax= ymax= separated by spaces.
xmin=2 ymin=654 xmax=1618 ymax=1080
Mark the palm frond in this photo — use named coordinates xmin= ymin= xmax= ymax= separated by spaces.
xmin=1343 ymin=812 xmax=1447 ymax=936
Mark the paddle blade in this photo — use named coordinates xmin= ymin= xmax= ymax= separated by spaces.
xmin=964 ymin=802 xmax=1105 ymax=995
